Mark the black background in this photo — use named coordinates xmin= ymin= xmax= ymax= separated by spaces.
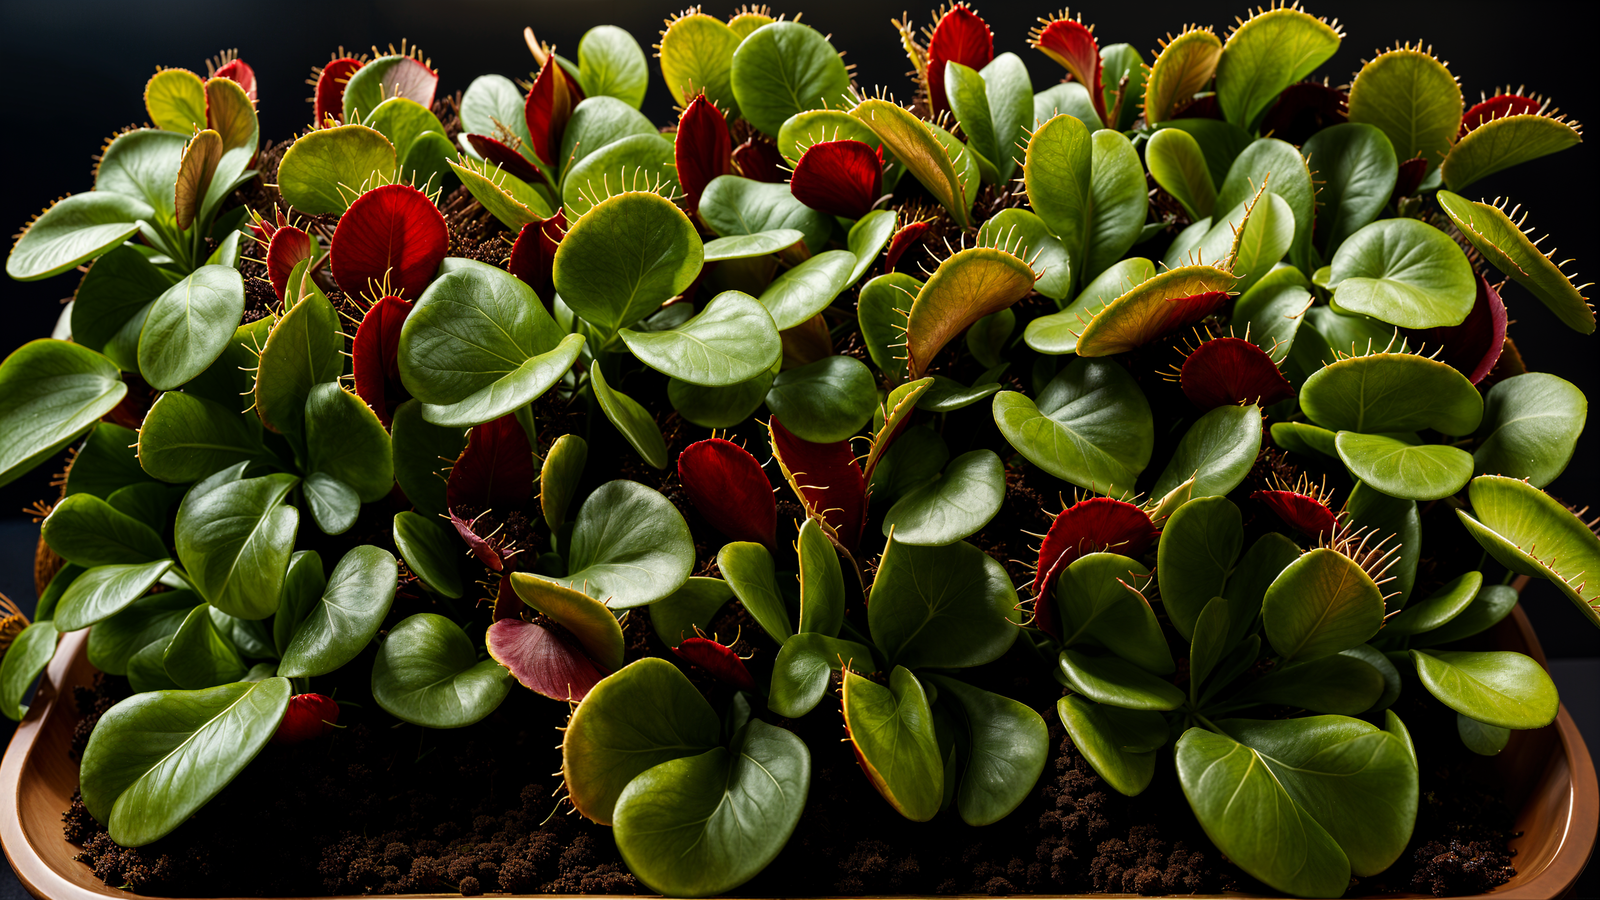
xmin=2 ymin=0 xmax=1595 ymax=896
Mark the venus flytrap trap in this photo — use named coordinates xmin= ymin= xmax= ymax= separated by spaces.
xmin=0 ymin=2 xmax=1593 ymax=898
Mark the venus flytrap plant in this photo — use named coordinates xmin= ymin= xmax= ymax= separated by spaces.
xmin=0 ymin=3 xmax=1593 ymax=898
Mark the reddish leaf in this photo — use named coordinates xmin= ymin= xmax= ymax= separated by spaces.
xmin=265 ymin=225 xmax=313 ymax=302
xmin=466 ymin=133 xmax=544 ymax=184
xmin=1253 ymin=489 xmax=1337 ymax=538
xmin=884 ymin=219 xmax=932 ymax=272
xmin=273 ymin=693 xmax=340 ymax=744
xmin=678 ymin=438 xmax=777 ymax=550
xmin=769 ymin=417 xmax=867 ymax=551
xmin=492 ymin=570 xmax=524 ymax=621
xmin=676 ymin=95 xmax=733 ymax=213
xmin=1424 ymin=273 xmax=1506 ymax=385
xmin=352 ymin=296 xmax=414 ymax=426
xmin=446 ymin=415 xmax=537 ymax=511
xmin=314 ymin=58 xmax=363 ymax=126
xmin=330 ymin=183 xmax=449 ymax=300
xmin=1462 ymin=93 xmax=1543 ymax=135
xmin=1180 ymin=336 xmax=1296 ymax=409
xmin=672 ymin=637 xmax=757 ymax=691
xmin=1393 ymin=157 xmax=1428 ymax=200
xmin=1259 ymin=81 xmax=1347 ymax=146
xmin=790 ymin=140 xmax=884 ymax=219
xmin=375 ymin=57 xmax=439 ymax=111
xmin=1032 ymin=16 xmax=1104 ymax=120
xmin=448 ymin=510 xmax=504 ymax=572
xmin=507 ymin=211 xmax=566 ymax=300
xmin=487 ymin=618 xmax=607 ymax=702
xmin=926 ymin=4 xmax=994 ymax=117
xmin=1032 ymin=497 xmax=1158 ymax=641
xmin=733 ymin=136 xmax=787 ymax=183
xmin=525 ymin=59 xmax=583 ymax=167
xmin=213 ymin=58 xmax=257 ymax=103
xmin=1147 ymin=291 xmax=1231 ymax=343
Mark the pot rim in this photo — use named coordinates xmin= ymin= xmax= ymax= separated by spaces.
xmin=4 ymin=608 xmax=1594 ymax=900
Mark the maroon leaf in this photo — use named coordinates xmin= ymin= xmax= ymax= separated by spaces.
xmin=1031 ymin=15 xmax=1104 ymax=121
xmin=374 ymin=56 xmax=439 ymax=111
xmin=273 ymin=693 xmax=340 ymax=744
xmin=1253 ymin=489 xmax=1337 ymax=538
xmin=487 ymin=618 xmax=607 ymax=702
xmin=265 ymin=225 xmax=313 ymax=302
xmin=446 ymin=415 xmax=537 ymax=512
xmin=466 ymin=133 xmax=544 ymax=184
xmin=926 ymin=4 xmax=994 ymax=117
xmin=672 ymin=637 xmax=757 ymax=691
xmin=676 ymin=95 xmax=733 ymax=213
xmin=1180 ymin=336 xmax=1296 ymax=409
xmin=330 ymin=183 xmax=449 ymax=300
xmin=790 ymin=140 xmax=884 ymax=219
xmin=525 ymin=59 xmax=583 ymax=168
xmin=1145 ymin=291 xmax=1232 ymax=343
xmin=1423 ymin=273 xmax=1506 ymax=385
xmin=769 ymin=417 xmax=867 ymax=551
xmin=213 ymin=58 xmax=257 ymax=103
xmin=1171 ymin=94 xmax=1222 ymax=120
xmin=1462 ymin=93 xmax=1543 ymax=135
xmin=1393 ymin=157 xmax=1428 ymax=200
xmin=314 ymin=58 xmax=363 ymax=126
xmin=448 ymin=510 xmax=504 ymax=572
xmin=506 ymin=211 xmax=566 ymax=300
xmin=1032 ymin=497 xmax=1158 ymax=641
xmin=1259 ymin=81 xmax=1348 ymax=145
xmin=352 ymin=296 xmax=414 ymax=426
xmin=884 ymin=219 xmax=932 ymax=272
xmin=733 ymin=136 xmax=787 ymax=183
xmin=678 ymin=438 xmax=777 ymax=550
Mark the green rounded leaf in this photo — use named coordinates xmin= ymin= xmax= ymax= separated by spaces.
xmin=89 ymin=590 xmax=199 ymax=676
xmin=1056 ymin=553 xmax=1173 ymax=675
xmin=992 ymin=358 xmax=1153 ymax=497
xmin=731 ymin=22 xmax=851 ymax=137
xmin=590 ymin=360 xmax=668 ymax=469
xmin=175 ymin=467 xmax=299 ymax=620
xmin=1263 ymin=548 xmax=1386 ymax=664
xmin=1302 ymin=123 xmax=1398 ymax=256
xmin=530 ymin=480 xmax=693 ymax=608
xmin=279 ymin=545 xmax=398 ymax=678
xmin=42 ymin=492 xmax=168 ymax=567
xmin=717 ymin=541 xmax=792 ymax=644
xmin=768 ymin=632 xmax=873 ymax=718
xmin=1214 ymin=7 xmax=1340 ymax=130
xmin=254 ymin=278 xmax=344 ymax=435
xmin=797 ymin=517 xmax=845 ymax=636
xmin=553 ymin=191 xmax=702 ymax=337
xmin=1435 ymin=191 xmax=1593 ymax=334
xmin=392 ymin=512 xmax=462 ymax=598
xmin=54 ymin=561 xmax=175 ymax=633
xmin=756 ymin=250 xmax=857 ymax=331
xmin=559 ymin=132 xmax=680 ymax=222
xmin=136 ymin=390 xmax=268 ymax=484
xmin=1443 ymin=114 xmax=1581 ymax=192
xmin=1229 ymin=653 xmax=1385 ymax=715
xmin=846 ymin=209 xmax=898 ymax=287
xmin=881 ymin=450 xmax=1005 ymax=546
xmin=1024 ymin=114 xmax=1092 ymax=283
xmin=842 ymin=667 xmax=943 ymax=822
xmin=372 ymin=613 xmax=511 ymax=728
xmin=1156 ymin=496 xmax=1243 ymax=640
xmin=857 ymin=272 xmax=920 ymax=378
xmin=305 ymin=383 xmax=394 ymax=502
xmin=1083 ymin=129 xmax=1149 ymax=281
xmin=668 ymin=361 xmax=778 ymax=428
xmin=1410 ymin=649 xmax=1558 ymax=729
xmin=1146 ymin=127 xmax=1217 ymax=221
xmin=271 ymin=552 xmax=325 ymax=658
xmin=1335 ymin=432 xmax=1473 ymax=501
xmin=658 ymin=12 xmax=742 ymax=111
xmin=1056 ymin=695 xmax=1166 ymax=796
xmin=924 ymin=674 xmax=1048 ymax=826
xmin=6 ymin=192 xmax=153 ymax=282
xmin=649 ymin=577 xmax=735 ymax=647
xmin=1347 ymin=47 xmax=1461 ymax=177
xmin=1058 ymin=648 xmax=1185 ymax=711
xmin=1458 ymin=713 xmax=1511 ymax=756
xmin=977 ymin=208 xmax=1070 ymax=301
xmin=1 ymin=622 xmax=59 ymax=721
xmin=0 ymin=340 xmax=127 ymax=488
xmin=1456 ymin=475 xmax=1600 ymax=627
xmin=391 ymin=400 xmax=465 ymax=519
xmin=621 ymin=291 xmax=780 ymax=386
xmin=1328 ymin=218 xmax=1475 ymax=328
xmin=162 ymin=604 xmax=246 ymax=689
xmin=765 ymin=355 xmax=876 ymax=443
xmin=1474 ymin=372 xmax=1586 ymax=487
xmin=1299 ymin=352 xmax=1483 ymax=436
xmin=869 ymin=538 xmax=1019 ymax=669
xmin=702 ymin=229 xmax=805 ymax=262
xmin=578 ymin=25 xmax=649 ymax=108
xmin=1386 ymin=571 xmax=1482 ymax=638
xmin=1215 ymin=138 xmax=1315 ymax=265
xmin=699 ymin=175 xmax=833 ymax=257
xmin=79 ymin=678 xmax=290 ymax=846
xmin=1153 ymin=404 xmax=1263 ymax=500
xmin=276 ymin=124 xmax=397 ymax=215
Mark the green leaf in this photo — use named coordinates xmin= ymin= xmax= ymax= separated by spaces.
xmin=53 ymin=561 xmax=175 ymax=632
xmin=1156 ymin=496 xmax=1243 ymax=640
xmin=6 ymin=192 xmax=153 ymax=282
xmin=853 ymin=98 xmax=972 ymax=228
xmin=578 ymin=25 xmax=649 ymax=108
xmin=1302 ymin=123 xmax=1398 ymax=256
xmin=254 ymin=279 xmax=344 ymax=436
xmin=981 ymin=53 xmax=1033 ymax=180
xmin=797 ymin=517 xmax=845 ymax=636
xmin=1083 ymin=129 xmax=1148 ymax=282
xmin=553 ymin=191 xmax=702 ymax=338
xmin=1188 ymin=596 xmax=1233 ymax=700
xmin=1098 ymin=43 xmax=1146 ymax=131
xmin=731 ymin=22 xmax=850 ymax=136
xmin=1214 ymin=138 xmax=1316 ymax=267
xmin=699 ymin=175 xmax=834 ymax=257
xmin=1056 ymin=695 xmax=1166 ymax=796
xmin=668 ymin=361 xmax=779 ymax=428
xmin=1215 ymin=7 xmax=1340 ymax=129
xmin=559 ymin=133 xmax=680 ymax=222
xmin=843 ymin=667 xmax=944 ymax=822
xmin=590 ymin=360 xmax=668 ymax=469
xmin=562 ymin=657 xmax=722 ymax=824
xmin=769 ymin=632 xmax=874 ymax=718
xmin=924 ymin=674 xmax=1047 ymax=826
xmin=1219 ymin=532 xmax=1301 ymax=647
xmin=1 ymin=622 xmax=58 ymax=721
xmin=614 ymin=719 xmax=810 ymax=898
xmin=717 ymin=542 xmax=792 ymax=644
xmin=976 ymin=209 xmax=1070 ymax=301
xmin=79 ymin=677 xmax=291 ymax=847
xmin=509 ymin=574 xmax=626 ymax=672
xmin=530 ymin=480 xmax=693 ymax=608
xmin=144 ymin=67 xmax=206 ymax=133
xmin=175 ymin=466 xmax=299 ymax=620
xmin=1264 ymin=548 xmax=1386 ymax=663
xmin=1473 ymin=373 xmax=1586 ymax=488
xmin=1231 ymin=265 xmax=1312 ymax=363
xmin=279 ymin=545 xmax=397 ymax=678
xmin=1032 ymin=82 xmax=1101 ymax=130
xmin=1335 ymin=432 xmax=1472 ymax=501
xmin=1299 ymin=351 xmax=1483 ymax=436
xmin=1059 ymin=648 xmax=1185 ymax=711
xmin=765 ymin=355 xmax=876 ymax=443
xmin=1143 ymin=29 xmax=1222 ymax=125
xmin=856 ymin=272 xmax=920 ymax=379
xmin=881 ymin=450 xmax=1005 ymax=546
xmin=1444 ymin=112 xmax=1582 ymax=191
xmin=649 ymin=577 xmax=735 ymax=647
xmin=756 ymin=250 xmax=857 ymax=331
xmin=1345 ymin=481 xmax=1421 ymax=608
xmin=702 ymin=229 xmax=805 ymax=262
xmin=1435 ymin=191 xmax=1593 ymax=334
xmin=1386 ymin=571 xmax=1482 ymax=637
xmin=96 ymin=126 xmax=184 ymax=221
xmin=1146 ymin=127 xmax=1217 ymax=221
xmin=1024 ymin=114 xmax=1092 ymax=288
xmin=1411 ymin=649 xmax=1558 ymax=729
xmin=1456 ymin=475 xmax=1600 ymax=628
xmin=271 ymin=552 xmax=325 ymax=658
xmin=1328 ymin=218 xmax=1475 ymax=328
xmin=1056 ymin=553 xmax=1173 ymax=675
xmin=304 ymin=383 xmax=393 ymax=502
xmin=620 ymin=291 xmax=780 ymax=386
xmin=1457 ymin=713 xmax=1510 ymax=756
xmin=1177 ymin=716 xmax=1417 ymax=894
xmin=1415 ymin=583 xmax=1519 ymax=647
xmin=1023 ymin=257 xmax=1156 ymax=354
xmin=1231 ymin=652 xmax=1385 ymax=715
xmin=390 ymin=400 xmax=465 ymax=519
xmin=364 ymin=97 xmax=446 ymax=177
xmin=1153 ymin=404 xmax=1263 ymax=500
xmin=846 ymin=209 xmax=897 ymax=287
xmin=992 ymin=358 xmax=1153 ymax=497
xmin=944 ymin=61 xmax=1000 ymax=179
xmin=42 ymin=492 xmax=168 ymax=567
xmin=70 ymin=246 xmax=176 ymax=363
xmin=905 ymin=246 xmax=1036 ymax=378
xmin=136 ymin=391 xmax=268 ymax=484
xmin=658 ymin=12 xmax=742 ymax=112
xmin=460 ymin=74 xmax=534 ymax=155
xmin=162 ymin=604 xmax=246 ymax=689
xmin=1075 ymin=264 xmax=1238 ymax=357
xmin=446 ymin=157 xmax=551 ymax=229
xmin=1347 ymin=47 xmax=1461 ymax=177
xmin=275 ymin=124 xmax=397 ymax=215
xmin=185 ymin=315 xmax=274 ymax=414
xmin=89 ymin=590 xmax=199 ymax=676
xmin=869 ymin=538 xmax=1018 ymax=670
xmin=371 ymin=613 xmax=511 ymax=728
xmin=392 ymin=512 xmax=462 ymax=598
xmin=1161 ymin=118 xmax=1257 ymax=188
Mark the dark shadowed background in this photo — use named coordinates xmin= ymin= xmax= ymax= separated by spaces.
xmin=2 ymin=0 xmax=1595 ymax=896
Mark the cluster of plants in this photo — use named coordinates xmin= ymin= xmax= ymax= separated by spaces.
xmin=0 ymin=3 xmax=1595 ymax=897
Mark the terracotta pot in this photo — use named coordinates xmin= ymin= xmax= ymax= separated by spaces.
xmin=3 ymin=608 xmax=1595 ymax=900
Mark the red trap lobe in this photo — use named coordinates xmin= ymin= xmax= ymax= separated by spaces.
xmin=926 ymin=4 xmax=994 ymax=117
xmin=672 ymin=637 xmax=756 ymax=691
xmin=1180 ymin=336 xmax=1296 ymax=410
xmin=678 ymin=438 xmax=778 ymax=550
xmin=329 ymin=183 xmax=449 ymax=301
xmin=790 ymin=140 xmax=884 ymax=220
